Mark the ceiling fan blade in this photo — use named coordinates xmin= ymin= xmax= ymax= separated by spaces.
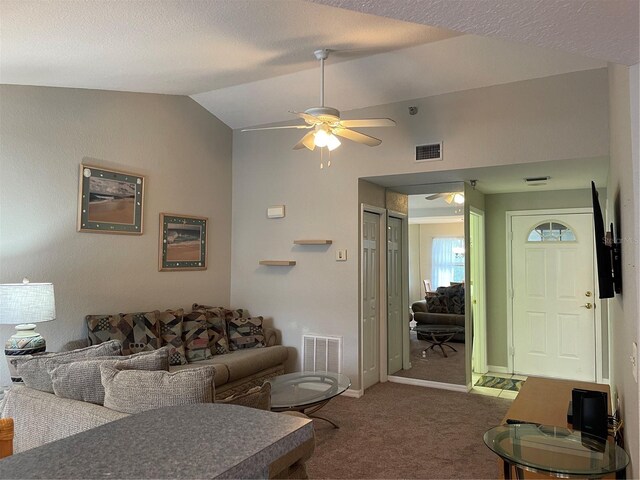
xmin=333 ymin=127 xmax=381 ymax=147
xmin=426 ymin=193 xmax=445 ymax=201
xmin=289 ymin=111 xmax=320 ymax=125
xmin=339 ymin=118 xmax=396 ymax=128
xmin=293 ymin=131 xmax=316 ymax=151
xmin=241 ymin=124 xmax=312 ymax=132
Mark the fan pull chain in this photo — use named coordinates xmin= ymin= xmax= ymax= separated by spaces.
xmin=319 ymin=148 xmax=332 ymax=169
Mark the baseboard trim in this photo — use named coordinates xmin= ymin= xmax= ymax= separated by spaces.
xmin=387 ymin=376 xmax=468 ymax=393
xmin=487 ymin=365 xmax=510 ymax=374
xmin=342 ymin=388 xmax=364 ymax=398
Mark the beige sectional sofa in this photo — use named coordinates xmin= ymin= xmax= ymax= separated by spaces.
xmin=63 ymin=327 xmax=288 ymax=400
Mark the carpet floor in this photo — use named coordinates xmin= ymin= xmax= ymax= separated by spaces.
xmin=306 ymin=382 xmax=511 ymax=479
xmin=392 ymin=331 xmax=466 ymax=385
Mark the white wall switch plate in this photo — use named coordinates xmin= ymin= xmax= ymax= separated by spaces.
xmin=336 ymin=249 xmax=347 ymax=261
xmin=267 ymin=205 xmax=285 ymax=218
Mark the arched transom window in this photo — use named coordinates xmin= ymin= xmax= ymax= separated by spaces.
xmin=527 ymin=221 xmax=576 ymax=242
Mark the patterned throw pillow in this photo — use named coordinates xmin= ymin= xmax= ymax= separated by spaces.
xmin=49 ymin=347 xmax=170 ymax=404
xmin=425 ymin=295 xmax=449 ymax=314
xmin=101 ymin=364 xmax=216 ymax=414
xmin=218 ymin=382 xmax=271 ymax=411
xmin=435 ymin=284 xmax=465 ymax=315
xmin=227 ymin=316 xmax=266 ymax=351
xmin=157 ymin=309 xmax=188 ymax=366
xmin=191 ymin=303 xmax=244 ymax=319
xmin=191 ymin=304 xmax=242 ymax=356
xmin=182 ymin=311 xmax=211 ymax=362
xmin=86 ymin=311 xmax=161 ymax=356
xmin=16 ymin=340 xmax=122 ymax=393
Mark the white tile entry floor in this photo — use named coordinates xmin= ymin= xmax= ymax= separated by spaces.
xmin=471 ymin=371 xmax=527 ymax=399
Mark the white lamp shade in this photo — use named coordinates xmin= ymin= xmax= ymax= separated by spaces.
xmin=0 ymin=282 xmax=56 ymax=325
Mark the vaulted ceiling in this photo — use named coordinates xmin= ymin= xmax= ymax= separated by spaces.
xmin=1 ymin=0 xmax=637 ymax=129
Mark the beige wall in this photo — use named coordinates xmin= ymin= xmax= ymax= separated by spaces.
xmin=231 ymin=69 xmax=609 ymax=390
xmin=607 ymin=62 xmax=639 ymax=477
xmin=483 ymin=188 xmax=594 ymax=368
xmin=0 ymin=85 xmax=233 ymax=385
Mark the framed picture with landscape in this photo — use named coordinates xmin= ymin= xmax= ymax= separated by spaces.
xmin=159 ymin=213 xmax=208 ymax=271
xmin=77 ymin=164 xmax=144 ymax=234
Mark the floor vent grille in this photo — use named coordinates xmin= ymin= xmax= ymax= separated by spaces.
xmin=302 ymin=335 xmax=342 ymax=373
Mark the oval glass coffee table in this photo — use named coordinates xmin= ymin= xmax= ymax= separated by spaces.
xmin=268 ymin=371 xmax=351 ymax=428
xmin=484 ymin=424 xmax=630 ymax=479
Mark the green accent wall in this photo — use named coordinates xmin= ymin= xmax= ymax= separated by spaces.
xmin=484 ymin=188 xmax=598 ymax=368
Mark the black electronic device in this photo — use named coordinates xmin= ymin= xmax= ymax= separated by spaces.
xmin=591 ymin=181 xmax=622 ymax=297
xmin=571 ymin=388 xmax=608 ymax=440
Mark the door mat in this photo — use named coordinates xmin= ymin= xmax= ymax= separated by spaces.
xmin=475 ymin=375 xmax=524 ymax=392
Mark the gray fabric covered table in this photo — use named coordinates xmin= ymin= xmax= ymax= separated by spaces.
xmin=0 ymin=403 xmax=314 ymax=479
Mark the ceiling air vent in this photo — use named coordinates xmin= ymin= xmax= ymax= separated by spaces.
xmin=415 ymin=142 xmax=442 ymax=162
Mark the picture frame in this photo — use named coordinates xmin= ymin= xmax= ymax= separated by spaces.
xmin=77 ymin=164 xmax=144 ymax=234
xmin=159 ymin=213 xmax=208 ymax=271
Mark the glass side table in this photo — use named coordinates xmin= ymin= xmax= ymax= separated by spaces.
xmin=484 ymin=424 xmax=629 ymax=479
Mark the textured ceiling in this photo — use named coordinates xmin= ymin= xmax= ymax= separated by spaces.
xmin=193 ymin=34 xmax=604 ymax=129
xmin=1 ymin=0 xmax=631 ymax=130
xmin=310 ymin=0 xmax=640 ymax=65
xmin=0 ymin=0 xmax=455 ymax=94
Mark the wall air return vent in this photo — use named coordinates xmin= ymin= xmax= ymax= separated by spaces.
xmin=415 ymin=142 xmax=442 ymax=162
xmin=302 ymin=334 xmax=342 ymax=373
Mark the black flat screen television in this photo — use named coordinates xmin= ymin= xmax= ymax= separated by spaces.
xmin=591 ymin=181 xmax=621 ymax=298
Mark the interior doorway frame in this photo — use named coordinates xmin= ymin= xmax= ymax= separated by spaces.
xmin=360 ymin=204 xmax=388 ymax=391
xmin=505 ymin=207 xmax=604 ymax=382
xmin=469 ymin=207 xmax=488 ymax=375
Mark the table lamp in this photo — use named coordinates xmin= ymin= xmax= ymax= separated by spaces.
xmin=0 ymin=279 xmax=56 ymax=382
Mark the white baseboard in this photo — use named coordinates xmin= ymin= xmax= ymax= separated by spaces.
xmin=487 ymin=365 xmax=510 ymax=374
xmin=341 ymin=388 xmax=364 ymax=398
xmin=387 ymin=375 xmax=468 ymax=393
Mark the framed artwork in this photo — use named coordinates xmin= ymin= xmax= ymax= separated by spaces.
xmin=159 ymin=213 xmax=208 ymax=271
xmin=77 ymin=164 xmax=144 ymax=234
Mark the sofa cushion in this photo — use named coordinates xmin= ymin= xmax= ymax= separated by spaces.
xmin=86 ymin=311 xmax=161 ymax=356
xmin=101 ymin=364 xmax=215 ymax=414
xmin=227 ymin=316 xmax=266 ymax=351
xmin=16 ymin=340 xmax=122 ymax=393
xmin=1 ymin=385 xmax=129 ymax=454
xmin=425 ymin=294 xmax=449 ymax=314
xmin=182 ymin=311 xmax=211 ymax=363
xmin=219 ymin=345 xmax=288 ymax=382
xmin=49 ymin=348 xmax=170 ymax=405
xmin=157 ymin=309 xmax=188 ymax=366
xmin=169 ymin=360 xmax=230 ymax=386
xmin=218 ymin=382 xmax=271 ymax=411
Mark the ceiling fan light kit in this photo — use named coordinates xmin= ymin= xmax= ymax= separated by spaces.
xmin=241 ymin=49 xmax=396 ymax=153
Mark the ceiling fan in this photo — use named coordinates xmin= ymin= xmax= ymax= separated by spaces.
xmin=426 ymin=192 xmax=465 ymax=204
xmin=241 ymin=49 xmax=396 ymax=151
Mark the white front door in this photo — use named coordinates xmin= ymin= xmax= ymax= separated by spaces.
xmin=387 ymin=215 xmax=403 ymax=375
xmin=511 ymin=212 xmax=596 ymax=381
xmin=362 ymin=211 xmax=380 ymax=389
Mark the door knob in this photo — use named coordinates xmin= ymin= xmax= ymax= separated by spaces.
xmin=585 ymin=291 xmax=592 ymax=297
xmin=582 ymin=303 xmax=593 ymax=309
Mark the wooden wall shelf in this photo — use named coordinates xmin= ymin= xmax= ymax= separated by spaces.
xmin=259 ymin=260 xmax=296 ymax=266
xmin=293 ymin=240 xmax=333 ymax=245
